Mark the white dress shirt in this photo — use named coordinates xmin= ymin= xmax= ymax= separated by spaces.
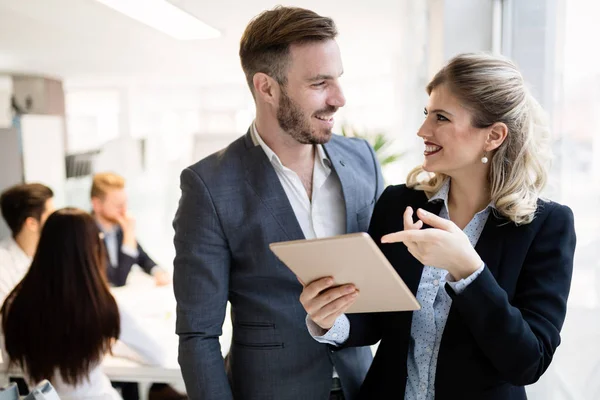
xmin=250 ymin=122 xmax=346 ymax=239
xmin=251 ymin=122 xmax=346 ymax=378
xmin=0 ymin=237 xmax=32 ymax=306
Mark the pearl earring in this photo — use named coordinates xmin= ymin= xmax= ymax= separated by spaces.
xmin=481 ymin=153 xmax=489 ymax=164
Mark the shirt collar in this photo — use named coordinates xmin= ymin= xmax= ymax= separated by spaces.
xmin=250 ymin=121 xmax=331 ymax=170
xmin=428 ymin=178 xmax=496 ymax=211
xmin=7 ymin=237 xmax=32 ymax=264
xmin=96 ymin=221 xmax=118 ymax=237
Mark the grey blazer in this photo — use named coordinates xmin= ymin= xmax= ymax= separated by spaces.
xmin=173 ymin=130 xmax=384 ymax=400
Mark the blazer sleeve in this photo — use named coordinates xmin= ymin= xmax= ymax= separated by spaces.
xmin=446 ymin=203 xmax=576 ymax=385
xmin=135 ymin=242 xmax=158 ymax=275
xmin=172 ymin=167 xmax=233 ymax=400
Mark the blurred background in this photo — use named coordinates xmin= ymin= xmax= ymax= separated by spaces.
xmin=0 ymin=0 xmax=598 ymax=398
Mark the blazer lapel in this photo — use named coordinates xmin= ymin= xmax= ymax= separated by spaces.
xmin=473 ymin=210 xmax=510 ymax=277
xmin=240 ymin=131 xmax=305 ymax=241
xmin=323 ymin=140 xmax=358 ymax=233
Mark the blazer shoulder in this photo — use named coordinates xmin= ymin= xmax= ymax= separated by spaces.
xmin=328 ymin=135 xmax=374 ymax=160
xmin=534 ymin=198 xmax=574 ymax=227
xmin=379 ymin=184 xmax=428 ymax=205
xmin=185 ymin=135 xmax=246 ymax=181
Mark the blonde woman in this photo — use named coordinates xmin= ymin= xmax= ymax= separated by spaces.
xmin=300 ymin=53 xmax=576 ymax=399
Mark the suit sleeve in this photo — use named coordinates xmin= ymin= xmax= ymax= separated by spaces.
xmin=173 ymin=167 xmax=233 ymax=400
xmin=134 ymin=242 xmax=158 ymax=275
xmin=446 ymin=204 xmax=576 ymax=385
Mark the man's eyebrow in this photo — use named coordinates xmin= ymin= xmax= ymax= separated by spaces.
xmin=306 ymin=72 xmax=343 ymax=81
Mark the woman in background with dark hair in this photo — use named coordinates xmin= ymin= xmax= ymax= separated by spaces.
xmin=1 ymin=208 xmax=166 ymax=400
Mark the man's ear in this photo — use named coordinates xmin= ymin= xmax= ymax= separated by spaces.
xmin=91 ymin=197 xmax=102 ymax=213
xmin=22 ymin=216 xmax=40 ymax=233
xmin=253 ymin=73 xmax=280 ymax=106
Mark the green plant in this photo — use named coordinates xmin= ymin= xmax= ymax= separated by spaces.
xmin=340 ymin=125 xmax=404 ymax=168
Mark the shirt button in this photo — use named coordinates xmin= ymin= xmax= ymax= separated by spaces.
xmin=426 ymin=346 xmax=432 ymax=354
xmin=332 ymin=333 xmax=338 ymax=338
xmin=420 ymin=383 xmax=427 ymax=391
xmin=433 ymin=279 xmax=439 ymax=286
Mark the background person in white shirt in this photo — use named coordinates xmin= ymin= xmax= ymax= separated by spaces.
xmin=0 ymin=183 xmax=54 ymax=306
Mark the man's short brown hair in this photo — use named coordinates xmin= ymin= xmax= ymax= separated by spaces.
xmin=91 ymin=172 xmax=125 ymax=200
xmin=239 ymin=6 xmax=338 ymax=94
xmin=0 ymin=183 xmax=54 ymax=237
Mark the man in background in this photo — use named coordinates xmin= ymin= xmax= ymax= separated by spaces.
xmin=0 ymin=183 xmax=54 ymax=304
xmin=0 ymin=182 xmax=54 ymax=395
xmin=91 ymin=172 xmax=170 ymax=287
xmin=92 ymin=172 xmax=182 ymax=400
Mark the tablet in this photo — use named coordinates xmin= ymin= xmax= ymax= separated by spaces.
xmin=269 ymin=232 xmax=420 ymax=313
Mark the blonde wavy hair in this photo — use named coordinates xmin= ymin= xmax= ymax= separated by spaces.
xmin=406 ymin=53 xmax=552 ymax=225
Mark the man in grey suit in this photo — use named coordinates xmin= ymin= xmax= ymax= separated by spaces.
xmin=173 ymin=6 xmax=384 ymax=400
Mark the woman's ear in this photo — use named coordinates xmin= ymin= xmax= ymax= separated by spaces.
xmin=486 ymin=122 xmax=508 ymax=151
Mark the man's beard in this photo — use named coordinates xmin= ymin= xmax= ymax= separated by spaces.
xmin=276 ymin=88 xmax=337 ymax=145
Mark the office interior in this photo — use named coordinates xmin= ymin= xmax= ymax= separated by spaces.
xmin=0 ymin=0 xmax=599 ymax=399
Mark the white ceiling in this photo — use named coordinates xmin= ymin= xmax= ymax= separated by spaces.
xmin=0 ymin=0 xmax=405 ymax=86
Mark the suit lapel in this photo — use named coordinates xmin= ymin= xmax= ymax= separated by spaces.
xmin=241 ymin=131 xmax=305 ymax=241
xmin=473 ymin=210 xmax=509 ymax=277
xmin=323 ymin=139 xmax=358 ymax=233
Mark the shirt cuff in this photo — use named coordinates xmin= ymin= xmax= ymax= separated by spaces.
xmin=446 ymin=263 xmax=485 ymax=294
xmin=306 ymin=314 xmax=349 ymax=346
xmin=120 ymin=244 xmax=139 ymax=259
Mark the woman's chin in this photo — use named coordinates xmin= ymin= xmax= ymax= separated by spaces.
xmin=422 ymin=163 xmax=436 ymax=173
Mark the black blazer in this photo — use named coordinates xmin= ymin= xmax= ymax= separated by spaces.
xmin=343 ymin=184 xmax=576 ymax=400
xmin=104 ymin=228 xmax=157 ymax=287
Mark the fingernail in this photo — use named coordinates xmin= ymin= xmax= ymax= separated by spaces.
xmin=326 ymin=278 xmax=334 ymax=285
xmin=351 ymin=292 xmax=358 ymax=297
xmin=345 ymin=286 xmax=355 ymax=293
xmin=418 ymin=209 xmax=427 ymax=215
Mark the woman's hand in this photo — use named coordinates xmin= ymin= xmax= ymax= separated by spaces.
xmin=299 ymin=276 xmax=359 ymax=331
xmin=381 ymin=208 xmax=483 ymax=280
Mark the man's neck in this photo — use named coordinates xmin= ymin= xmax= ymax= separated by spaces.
xmin=14 ymin=231 xmax=38 ymax=258
xmin=254 ymin=116 xmax=315 ymax=171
